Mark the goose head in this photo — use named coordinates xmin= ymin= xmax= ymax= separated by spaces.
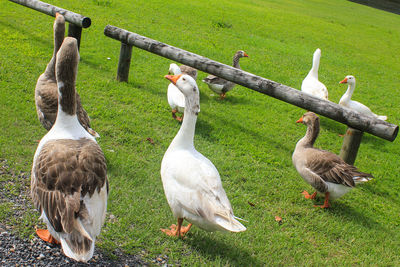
xmin=339 ymin=75 xmax=356 ymax=86
xmin=236 ymin=50 xmax=249 ymax=58
xmin=168 ymin=63 xmax=181 ymax=75
xmin=165 ymin=74 xmax=200 ymax=114
xmin=296 ymin=111 xmax=319 ymax=127
xmin=165 ymin=74 xmax=199 ymax=96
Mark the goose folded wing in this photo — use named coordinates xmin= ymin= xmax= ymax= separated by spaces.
xmin=32 ymin=139 xmax=107 ymax=233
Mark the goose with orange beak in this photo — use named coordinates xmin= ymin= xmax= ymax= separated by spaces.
xmin=161 ymin=74 xmax=246 ymax=237
xmin=339 ymin=75 xmax=387 ymax=121
xmin=202 ymin=50 xmax=248 ymax=99
xmin=292 ymin=112 xmax=373 ymax=208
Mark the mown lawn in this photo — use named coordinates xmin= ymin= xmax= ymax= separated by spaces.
xmin=1 ymin=0 xmax=400 ymax=265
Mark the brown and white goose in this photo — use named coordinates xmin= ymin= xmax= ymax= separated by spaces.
xmin=31 ymin=37 xmax=108 ymax=262
xmin=292 ymin=112 xmax=373 ymax=208
xmin=202 ymin=50 xmax=248 ymax=99
xmin=34 ymin=13 xmax=99 ymax=137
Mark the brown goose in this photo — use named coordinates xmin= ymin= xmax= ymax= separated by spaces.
xmin=31 ymin=37 xmax=108 ymax=262
xmin=292 ymin=112 xmax=372 ymax=208
xmin=179 ymin=65 xmax=198 ymax=80
xmin=202 ymin=50 xmax=248 ymax=99
xmin=34 ymin=13 xmax=99 ymax=137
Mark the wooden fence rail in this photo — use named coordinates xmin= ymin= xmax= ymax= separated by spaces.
xmin=104 ymin=24 xmax=398 ymax=146
xmin=8 ymin=0 xmax=91 ymax=49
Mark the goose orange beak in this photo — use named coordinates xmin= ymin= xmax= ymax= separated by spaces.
xmin=165 ymin=74 xmax=182 ymax=85
xmin=244 ymin=52 xmax=249 ymax=57
xmin=296 ymin=117 xmax=303 ymax=123
xmin=55 ymin=12 xmax=60 ymax=18
xmin=339 ymin=77 xmax=348 ymax=84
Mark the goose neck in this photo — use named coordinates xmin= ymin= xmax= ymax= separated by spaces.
xmin=344 ymin=82 xmax=355 ymax=98
xmin=298 ymin=121 xmax=319 ymax=148
xmin=45 ymin=23 xmax=64 ymax=78
xmin=170 ymin=94 xmax=200 ymax=150
xmin=233 ymin=55 xmax=241 ymax=69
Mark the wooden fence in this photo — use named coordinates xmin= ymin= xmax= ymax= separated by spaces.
xmin=104 ymin=24 xmax=398 ymax=164
xmin=9 ymin=0 xmax=91 ymax=50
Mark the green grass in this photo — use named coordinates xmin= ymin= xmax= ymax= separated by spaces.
xmin=1 ymin=0 xmax=400 ymax=265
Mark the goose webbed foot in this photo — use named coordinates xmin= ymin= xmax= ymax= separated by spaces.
xmin=172 ymin=109 xmax=183 ymax=122
xmin=301 ymin=191 xmax=317 ymax=199
xmin=313 ymin=192 xmax=331 ymax=208
xmin=36 ymin=229 xmax=61 ymax=245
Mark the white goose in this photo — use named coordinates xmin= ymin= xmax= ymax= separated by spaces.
xmin=301 ymin=48 xmax=328 ymax=100
xmin=339 ymin=75 xmax=387 ymax=120
xmin=292 ymin=112 xmax=373 ymax=208
xmin=31 ymin=37 xmax=108 ymax=262
xmin=35 ymin=13 xmax=99 ymax=137
xmin=161 ymin=74 xmax=246 ymax=236
xmin=167 ymin=63 xmax=198 ymax=122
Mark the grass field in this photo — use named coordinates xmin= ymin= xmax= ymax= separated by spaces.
xmin=1 ymin=0 xmax=400 ymax=265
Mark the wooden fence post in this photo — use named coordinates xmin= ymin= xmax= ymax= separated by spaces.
xmin=339 ymin=127 xmax=364 ymax=165
xmin=68 ymin=24 xmax=82 ymax=50
xmin=117 ymin=43 xmax=133 ymax=82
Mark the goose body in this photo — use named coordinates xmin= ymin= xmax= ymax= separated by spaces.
xmin=167 ymin=64 xmax=198 ymax=121
xmin=35 ymin=14 xmax=99 ymax=137
xmin=339 ymin=75 xmax=387 ymax=120
xmin=292 ymin=112 xmax=372 ymax=208
xmin=161 ymin=74 xmax=245 ymax=236
xmin=202 ymin=50 xmax=248 ymax=99
xmin=31 ymin=38 xmax=108 ymax=262
xmin=301 ymin=48 xmax=328 ymax=100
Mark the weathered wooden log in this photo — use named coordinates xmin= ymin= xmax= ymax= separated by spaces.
xmin=8 ymin=0 xmax=91 ymax=28
xmin=67 ymin=24 xmax=82 ymax=50
xmin=117 ymin=43 xmax=133 ymax=82
xmin=103 ymin=25 xmax=398 ymax=142
xmin=339 ymin=127 xmax=364 ymax=165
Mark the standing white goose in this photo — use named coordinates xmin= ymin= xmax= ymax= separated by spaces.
xmin=31 ymin=37 xmax=108 ymax=262
xmin=339 ymin=75 xmax=387 ymax=120
xmin=301 ymin=48 xmax=329 ymax=100
xmin=202 ymin=50 xmax=248 ymax=99
xmin=167 ymin=63 xmax=198 ymax=122
xmin=161 ymin=74 xmax=246 ymax=236
xmin=35 ymin=13 xmax=99 ymax=137
xmin=292 ymin=112 xmax=373 ymax=208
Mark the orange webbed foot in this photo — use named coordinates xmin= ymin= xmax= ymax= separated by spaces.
xmin=179 ymin=223 xmax=192 ymax=236
xmin=161 ymin=224 xmax=179 ymax=237
xmin=36 ymin=229 xmax=60 ymax=245
xmin=301 ymin=191 xmax=317 ymax=200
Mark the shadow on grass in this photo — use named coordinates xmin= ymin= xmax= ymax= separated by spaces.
xmin=320 ymin=118 xmax=345 ymax=135
xmin=328 ymin=202 xmax=384 ymax=230
xmin=0 ymin=19 xmax=50 ymax=49
xmin=185 ymin=232 xmax=263 ymax=266
xmin=348 ymin=0 xmax=400 ymax=15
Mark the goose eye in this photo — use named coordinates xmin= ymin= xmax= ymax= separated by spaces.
xmin=182 ymin=77 xmax=186 ymax=81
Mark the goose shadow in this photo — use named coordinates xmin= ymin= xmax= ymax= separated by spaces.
xmin=327 ymin=202 xmax=384 ymax=231
xmin=319 ymin=117 xmax=346 ymax=135
xmin=361 ymin=182 xmax=400 ymax=207
xmin=184 ymin=232 xmax=263 ymax=266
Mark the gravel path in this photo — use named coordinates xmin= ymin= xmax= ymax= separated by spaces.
xmin=0 ymin=159 xmax=171 ymax=266
xmin=0 ymin=223 xmax=148 ymax=266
